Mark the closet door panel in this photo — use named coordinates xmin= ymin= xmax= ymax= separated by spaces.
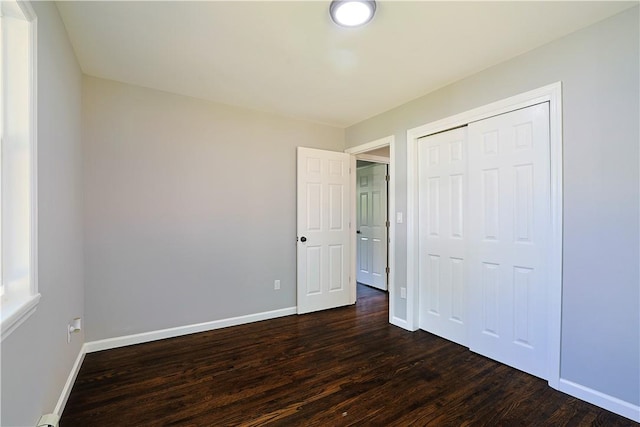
xmin=467 ymin=102 xmax=551 ymax=380
xmin=418 ymin=127 xmax=468 ymax=346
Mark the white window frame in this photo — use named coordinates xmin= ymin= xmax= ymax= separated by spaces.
xmin=1 ymin=0 xmax=39 ymax=342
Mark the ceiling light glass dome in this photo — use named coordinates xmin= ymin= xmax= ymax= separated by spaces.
xmin=330 ymin=1 xmax=376 ymax=27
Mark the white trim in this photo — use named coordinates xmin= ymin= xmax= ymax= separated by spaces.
xmin=345 ymin=136 xmax=393 ymax=155
xmin=17 ymin=1 xmax=37 ymax=21
xmin=406 ymin=84 xmax=559 ymax=139
xmin=84 ymin=306 xmax=297 ymax=353
xmin=53 ymin=345 xmax=86 ymax=416
xmin=0 ymin=0 xmax=39 ymax=341
xmin=389 ymin=315 xmax=409 ymax=331
xmin=546 ymin=84 xmax=563 ymax=390
xmin=558 ymin=379 xmax=640 ymax=423
xmin=48 ymin=317 xmax=640 ymax=424
xmin=0 ymin=292 xmax=40 ymax=340
xmin=52 ymin=307 xmax=297 ymax=417
xmin=349 ymin=157 xmax=357 ymax=303
xmin=345 ymin=136 xmax=397 ymax=327
xmin=28 ymin=0 xmax=38 ymax=303
xmin=406 ymin=128 xmax=419 ymax=331
xmin=406 ymin=82 xmax=563 ymax=372
xmin=388 ymin=140 xmax=396 ymax=325
xmin=355 ymin=153 xmax=390 ymax=164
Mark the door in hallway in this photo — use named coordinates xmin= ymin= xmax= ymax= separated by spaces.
xmin=356 ymin=163 xmax=388 ymax=290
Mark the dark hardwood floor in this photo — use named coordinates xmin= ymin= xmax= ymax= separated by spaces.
xmin=61 ymin=285 xmax=636 ymax=426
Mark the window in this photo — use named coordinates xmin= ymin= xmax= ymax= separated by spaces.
xmin=0 ymin=0 xmax=38 ymax=341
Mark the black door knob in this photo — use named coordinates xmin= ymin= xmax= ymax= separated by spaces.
xmin=356 ymin=230 xmax=361 ymax=234
xmin=300 ymin=236 xmax=307 ymax=242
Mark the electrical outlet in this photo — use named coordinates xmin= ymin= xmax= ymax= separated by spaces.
xmin=274 ymin=279 xmax=281 ymax=290
xmin=400 ymin=287 xmax=407 ymax=299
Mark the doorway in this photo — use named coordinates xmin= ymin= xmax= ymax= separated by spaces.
xmin=356 ymin=161 xmax=388 ymax=291
xmin=345 ymin=136 xmax=399 ymax=326
xmin=295 ymin=137 xmax=397 ymax=323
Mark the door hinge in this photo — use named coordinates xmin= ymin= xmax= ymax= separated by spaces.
xmin=385 ymin=220 xmax=390 ymax=228
xmin=385 ymin=174 xmax=390 ymax=182
xmin=385 ymin=267 xmax=390 ymax=274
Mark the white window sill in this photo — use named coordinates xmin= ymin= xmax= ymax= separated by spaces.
xmin=1 ymin=292 xmax=41 ymax=341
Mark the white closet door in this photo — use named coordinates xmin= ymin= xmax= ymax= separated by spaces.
xmin=418 ymin=127 xmax=468 ymax=346
xmin=467 ymin=103 xmax=550 ymax=379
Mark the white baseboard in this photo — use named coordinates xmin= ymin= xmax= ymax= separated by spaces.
xmin=558 ymin=378 xmax=640 ymax=422
xmin=54 ymin=308 xmax=640 ymax=424
xmin=54 ymin=306 xmax=297 ymax=418
xmin=390 ymin=315 xmax=412 ymax=331
xmin=53 ymin=344 xmax=86 ymax=416
xmin=84 ymin=306 xmax=297 ymax=353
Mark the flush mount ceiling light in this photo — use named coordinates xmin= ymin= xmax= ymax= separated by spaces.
xmin=330 ymin=0 xmax=376 ymax=27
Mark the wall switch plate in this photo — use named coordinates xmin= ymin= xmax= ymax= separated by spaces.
xmin=71 ymin=317 xmax=81 ymax=331
xmin=396 ymin=212 xmax=403 ymax=223
xmin=274 ymin=279 xmax=281 ymax=290
xmin=400 ymin=287 xmax=407 ymax=299
xmin=68 ymin=317 xmax=82 ymax=343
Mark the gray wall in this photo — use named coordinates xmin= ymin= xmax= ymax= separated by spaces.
xmin=83 ymin=77 xmax=345 ymax=341
xmin=3 ymin=4 xmax=637 ymax=424
xmin=345 ymin=7 xmax=639 ymax=406
xmin=0 ymin=2 xmax=84 ymax=426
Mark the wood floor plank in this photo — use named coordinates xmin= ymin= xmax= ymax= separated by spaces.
xmin=61 ymin=285 xmax=636 ymax=426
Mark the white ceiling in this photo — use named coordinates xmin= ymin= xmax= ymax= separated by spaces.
xmin=57 ymin=1 xmax=636 ymax=127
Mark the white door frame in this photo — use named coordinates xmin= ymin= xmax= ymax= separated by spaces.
xmin=345 ymin=136 xmax=400 ymax=326
xmin=406 ymin=82 xmax=563 ymax=389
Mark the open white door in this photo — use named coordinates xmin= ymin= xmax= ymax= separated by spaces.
xmin=297 ymin=147 xmax=352 ymax=314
